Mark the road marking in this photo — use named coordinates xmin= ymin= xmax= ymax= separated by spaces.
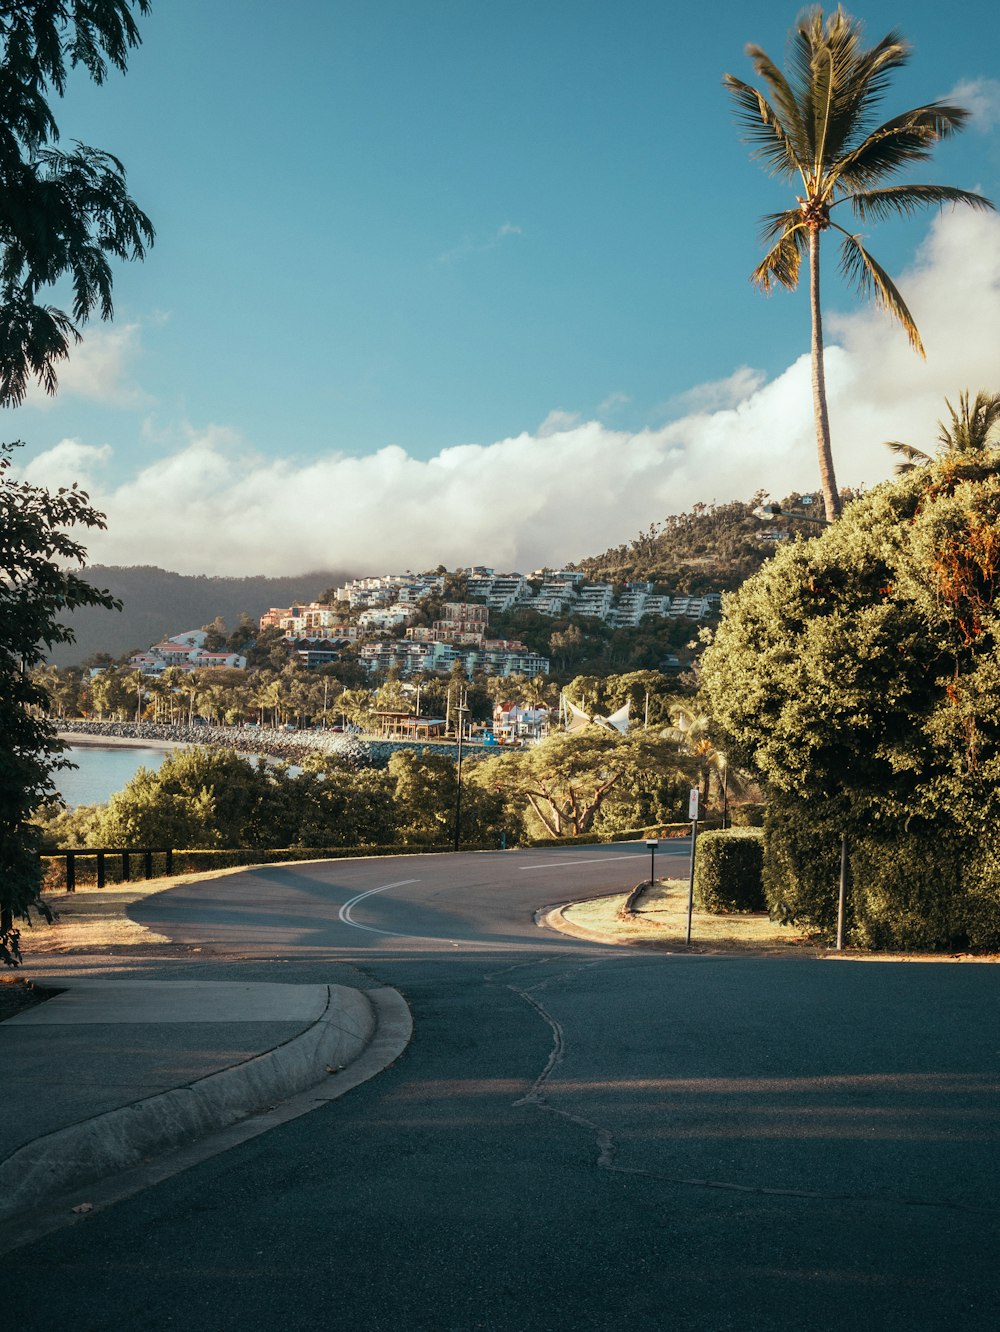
xmin=517 ymin=855 xmax=663 ymax=872
xmin=338 ymin=879 xmax=419 ymax=936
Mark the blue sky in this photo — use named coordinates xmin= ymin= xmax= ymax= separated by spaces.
xmin=11 ymin=1 xmax=1000 ymax=576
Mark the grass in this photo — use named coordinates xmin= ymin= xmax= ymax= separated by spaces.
xmin=560 ymin=878 xmax=816 ymax=954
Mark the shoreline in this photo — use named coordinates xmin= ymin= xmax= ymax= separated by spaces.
xmin=57 ymin=732 xmax=189 ymax=751
xmin=50 ymin=719 xmax=471 ymax=767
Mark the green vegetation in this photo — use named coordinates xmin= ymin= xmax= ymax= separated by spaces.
xmin=700 ymin=446 xmax=1000 ymax=948
xmin=0 ymin=0 xmax=154 ymax=406
xmin=725 ymin=6 xmax=993 ymax=521
xmin=694 ymin=828 xmax=765 ymax=914
xmin=1 ymin=443 xmax=119 ymax=964
xmin=574 ymin=500 xmax=773 ymax=592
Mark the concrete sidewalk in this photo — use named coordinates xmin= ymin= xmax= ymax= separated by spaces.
xmin=1 ymin=978 xmax=410 ymax=1227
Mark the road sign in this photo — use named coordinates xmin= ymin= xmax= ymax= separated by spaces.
xmin=688 ymin=788 xmax=700 ymax=820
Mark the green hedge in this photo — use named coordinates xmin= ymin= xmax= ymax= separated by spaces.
xmin=694 ymin=828 xmax=766 ymax=913
xmin=762 ymin=801 xmax=1000 ymax=950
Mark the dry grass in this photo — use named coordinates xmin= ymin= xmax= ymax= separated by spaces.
xmin=26 ymin=865 xmax=254 ymax=953
xmin=560 ymin=878 xmax=817 ymax=954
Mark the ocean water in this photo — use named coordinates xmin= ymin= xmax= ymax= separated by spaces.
xmin=54 ymin=745 xmax=173 ymax=808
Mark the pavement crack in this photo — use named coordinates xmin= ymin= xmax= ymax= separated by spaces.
xmin=493 ymin=963 xmax=996 ymax=1216
xmin=500 ymin=963 xmax=620 ymax=1170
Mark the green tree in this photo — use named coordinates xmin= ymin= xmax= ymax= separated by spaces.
xmin=289 ymin=758 xmax=396 ymax=848
xmin=0 ymin=440 xmax=119 ymax=963
xmin=0 ymin=1 xmax=154 ymax=404
xmin=95 ymin=748 xmax=295 ymax=849
xmin=724 ymin=7 xmax=993 ymax=522
xmin=699 ymin=448 xmax=1000 ymax=947
xmin=479 ymin=731 xmax=680 ymax=840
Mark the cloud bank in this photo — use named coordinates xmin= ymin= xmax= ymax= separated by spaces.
xmin=17 ymin=209 xmax=1000 ymax=578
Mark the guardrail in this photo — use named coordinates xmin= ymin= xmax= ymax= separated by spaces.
xmin=44 ymin=848 xmax=173 ymax=892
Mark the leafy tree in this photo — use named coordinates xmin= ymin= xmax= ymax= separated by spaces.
xmin=0 ymin=0 xmax=154 ymax=404
xmin=724 ymin=7 xmax=993 ymax=521
xmin=388 ymin=749 xmax=505 ymax=848
xmin=478 ymin=730 xmax=684 ymax=839
xmin=699 ymin=449 xmax=1000 ymax=946
xmin=0 ymin=440 xmax=118 ymax=963
xmin=94 ymin=748 xmax=296 ymax=849
xmin=289 ymin=757 xmax=396 ymax=848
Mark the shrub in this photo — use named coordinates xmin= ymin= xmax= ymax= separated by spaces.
xmin=762 ymin=800 xmax=1000 ymax=950
xmin=694 ymin=828 xmax=765 ymax=913
xmin=729 ymin=803 xmax=766 ymax=828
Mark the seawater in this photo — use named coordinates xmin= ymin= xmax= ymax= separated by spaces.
xmin=55 ymin=745 xmax=173 ymax=808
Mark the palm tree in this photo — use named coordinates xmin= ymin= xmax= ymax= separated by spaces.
xmin=886 ymin=390 xmax=1000 ymax=473
xmin=725 ymin=6 xmax=994 ymax=523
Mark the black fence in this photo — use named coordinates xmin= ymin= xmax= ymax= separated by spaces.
xmin=44 ymin=848 xmax=173 ymax=892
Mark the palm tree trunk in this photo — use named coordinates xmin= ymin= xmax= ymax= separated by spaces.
xmin=809 ymin=229 xmax=842 ymax=522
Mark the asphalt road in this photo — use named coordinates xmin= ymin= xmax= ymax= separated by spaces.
xmin=9 ymin=842 xmax=1000 ymax=1331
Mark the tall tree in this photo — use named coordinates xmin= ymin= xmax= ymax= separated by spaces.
xmin=0 ymin=441 xmax=119 ymax=964
xmin=724 ymin=6 xmax=993 ymax=522
xmin=0 ymin=0 xmax=154 ymax=404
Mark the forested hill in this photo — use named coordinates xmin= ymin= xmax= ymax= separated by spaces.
xmin=574 ymin=499 xmax=774 ymax=591
xmin=51 ymin=565 xmax=351 ymax=666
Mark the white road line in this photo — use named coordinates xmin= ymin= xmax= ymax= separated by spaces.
xmin=517 ymin=855 xmax=651 ymax=872
xmin=338 ymin=879 xmax=419 ymax=936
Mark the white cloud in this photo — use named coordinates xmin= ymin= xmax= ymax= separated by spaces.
xmin=664 ymin=366 xmax=767 ymax=416
xmin=16 ymin=209 xmax=1000 ymax=578
xmin=944 ymin=78 xmax=1000 ymax=131
xmin=20 ymin=322 xmax=152 ymax=409
xmin=537 ymin=409 xmax=582 ymax=437
xmin=20 ymin=438 xmax=113 ymax=489
xmin=436 ymin=222 xmax=525 ymax=264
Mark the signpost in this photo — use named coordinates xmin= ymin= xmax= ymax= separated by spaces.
xmin=686 ymin=788 xmax=700 ymax=944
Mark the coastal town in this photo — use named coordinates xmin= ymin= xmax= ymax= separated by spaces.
xmin=122 ymin=567 xmax=722 ymax=682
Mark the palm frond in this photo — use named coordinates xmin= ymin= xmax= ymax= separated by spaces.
xmin=937 ymin=390 xmax=1000 ymax=453
xmin=884 ymin=439 xmax=931 ymax=474
xmin=838 ymin=29 xmax=910 ymax=136
xmin=836 ymin=228 xmax=924 ymax=354
xmin=723 ymin=74 xmax=803 ymax=179
xmin=757 ymin=208 xmax=804 ymax=244
xmin=786 ymin=9 xmax=909 ymax=165
xmin=742 ymin=46 xmax=809 ymax=156
xmin=847 ymin=183 xmax=995 ymax=223
xmin=751 ymin=225 xmax=806 ymax=292
xmin=834 ymin=104 xmax=974 ymax=190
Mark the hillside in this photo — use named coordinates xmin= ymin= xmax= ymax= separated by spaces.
xmin=50 ymin=566 xmax=352 ymax=666
xmin=573 ymin=498 xmax=774 ymax=592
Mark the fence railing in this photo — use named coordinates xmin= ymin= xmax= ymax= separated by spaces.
xmin=44 ymin=848 xmax=173 ymax=892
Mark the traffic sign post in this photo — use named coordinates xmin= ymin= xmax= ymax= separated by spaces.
xmin=686 ymin=788 xmax=700 ymax=944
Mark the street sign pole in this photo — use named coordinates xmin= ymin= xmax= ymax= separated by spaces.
xmin=686 ymin=788 xmax=700 ymax=944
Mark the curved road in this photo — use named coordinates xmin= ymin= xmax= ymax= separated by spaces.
xmin=10 ymin=842 xmax=1000 ymax=1331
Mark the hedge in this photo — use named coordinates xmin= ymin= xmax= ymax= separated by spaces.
xmin=694 ymin=828 xmax=766 ymax=914
xmin=762 ymin=801 xmax=1000 ymax=950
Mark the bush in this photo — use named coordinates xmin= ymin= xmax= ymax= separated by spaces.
xmin=694 ymin=828 xmax=765 ymax=913
xmin=729 ymin=803 xmax=766 ymax=828
xmin=762 ymin=800 xmax=1000 ymax=950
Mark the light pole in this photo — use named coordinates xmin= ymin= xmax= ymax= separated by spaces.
xmin=453 ymin=687 xmax=467 ymax=852
xmin=646 ymin=838 xmax=658 ymax=887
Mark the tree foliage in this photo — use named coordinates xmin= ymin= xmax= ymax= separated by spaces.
xmin=0 ymin=0 xmax=154 ymax=404
xmin=699 ymin=450 xmax=1000 ymax=946
xmin=1 ymin=440 xmax=118 ymax=963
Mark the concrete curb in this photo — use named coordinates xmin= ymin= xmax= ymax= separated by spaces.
xmin=0 ymin=983 xmax=375 ymax=1224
